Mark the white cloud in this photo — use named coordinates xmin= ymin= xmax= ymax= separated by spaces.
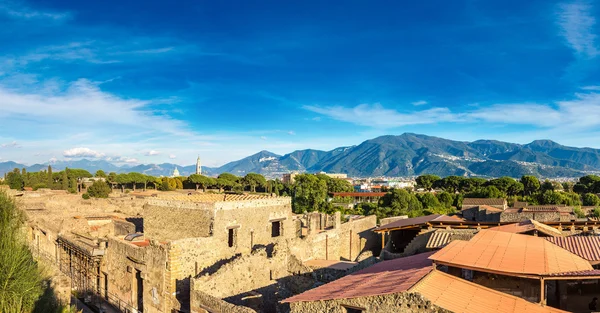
xmin=303 ymin=103 xmax=463 ymax=128
xmin=1 ymin=141 xmax=20 ymax=148
xmin=49 ymin=157 xmax=57 ymax=163
xmin=260 ymin=136 xmax=267 ymax=140
xmin=169 ymin=154 xmax=176 ymax=159
xmin=145 ymin=150 xmax=160 ymax=156
xmin=288 ymin=131 xmax=296 ymax=135
xmin=63 ymin=147 xmax=105 ymax=158
xmin=556 ymin=1 xmax=599 ymax=58
xmin=412 ymin=100 xmax=428 ymax=106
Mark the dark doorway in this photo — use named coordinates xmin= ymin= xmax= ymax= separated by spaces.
xmin=135 ymin=270 xmax=143 ymax=312
xmin=228 ymin=228 xmax=237 ymax=247
xmin=271 ymin=221 xmax=281 ymax=237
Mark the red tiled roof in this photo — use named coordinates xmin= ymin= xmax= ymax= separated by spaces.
xmin=330 ymin=192 xmax=387 ymax=197
xmin=410 ymin=271 xmax=568 ymax=313
xmin=547 ymin=270 xmax=600 ymax=277
xmin=375 ymin=214 xmax=441 ymax=232
xmin=462 ymin=198 xmax=505 ymax=206
xmin=545 ymin=236 xmax=600 ymax=263
xmin=281 ymin=251 xmax=434 ymax=303
xmin=429 ymin=229 xmax=592 ymax=276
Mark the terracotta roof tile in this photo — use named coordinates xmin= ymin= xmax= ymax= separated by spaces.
xmin=410 ymin=270 xmax=567 ymax=313
xmin=281 ymin=252 xmax=434 ymax=303
xmin=429 ymin=229 xmax=592 ymax=276
xmin=545 ymin=236 xmax=600 ymax=264
xmin=431 ymin=215 xmax=465 ymax=223
xmin=478 ymin=205 xmax=504 ymax=212
xmin=462 ymin=198 xmax=506 ymax=206
xmin=375 ymin=214 xmax=441 ymax=231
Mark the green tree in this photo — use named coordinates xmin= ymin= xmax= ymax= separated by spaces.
xmin=60 ymin=170 xmax=69 ymax=190
xmin=95 ymin=170 xmax=107 ymax=178
xmin=417 ymin=193 xmax=441 ymax=210
xmin=416 ymin=175 xmax=441 ymax=191
xmin=574 ymin=207 xmax=586 ymax=219
xmin=582 ymin=193 xmax=600 ymax=206
xmin=115 ymin=173 xmax=130 ymax=192
xmin=189 ymin=174 xmax=215 ymax=191
xmin=128 ymin=172 xmax=146 ymax=191
xmin=459 ymin=177 xmax=487 ymax=193
xmin=520 ymin=175 xmax=540 ymax=196
xmin=437 ymin=176 xmax=463 ymax=193
xmin=216 ymin=173 xmax=238 ymax=192
xmin=6 ymin=169 xmax=24 ymax=190
xmin=573 ymin=183 xmax=588 ymax=194
xmin=580 ymin=175 xmax=600 ymax=187
xmin=0 ymin=190 xmax=43 ymax=312
xmin=243 ymin=173 xmax=267 ymax=192
xmin=87 ymin=180 xmax=112 ymax=198
xmin=46 ymin=165 xmax=53 ymax=188
xmin=540 ymin=190 xmax=562 ymax=205
xmin=107 ymin=172 xmax=117 ymax=189
xmin=562 ymin=182 xmax=574 ymax=192
xmin=379 ymin=189 xmax=424 ymax=217
xmin=437 ymin=191 xmax=454 ymax=208
xmin=292 ymin=174 xmax=328 ymax=213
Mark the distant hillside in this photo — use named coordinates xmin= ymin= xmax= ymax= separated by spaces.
xmin=3 ymin=133 xmax=600 ymax=178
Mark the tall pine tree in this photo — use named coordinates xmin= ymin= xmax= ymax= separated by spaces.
xmin=47 ymin=165 xmax=53 ymax=188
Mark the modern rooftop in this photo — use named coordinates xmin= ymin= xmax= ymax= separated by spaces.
xmin=462 ymin=198 xmax=506 ymax=206
xmin=282 ymin=251 xmax=435 ymax=303
xmin=429 ymin=229 xmax=592 ymax=276
xmin=409 ymin=270 xmax=567 ymax=313
xmin=491 ymin=219 xmax=563 ymax=237
xmin=545 ymin=236 xmax=600 ymax=265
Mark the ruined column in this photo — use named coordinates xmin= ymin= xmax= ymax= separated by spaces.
xmin=334 ymin=211 xmax=341 ymax=229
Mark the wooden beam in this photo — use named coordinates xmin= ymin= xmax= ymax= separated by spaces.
xmin=540 ymin=278 xmax=545 ymax=306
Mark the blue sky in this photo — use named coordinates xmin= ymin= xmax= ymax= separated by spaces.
xmin=0 ymin=0 xmax=599 ymax=166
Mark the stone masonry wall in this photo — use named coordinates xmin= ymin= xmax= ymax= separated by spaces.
xmin=104 ymin=237 xmax=169 ymax=313
xmin=144 ymin=202 xmax=214 ymax=241
xmin=190 ymin=289 xmax=256 ymax=313
xmin=288 ymin=292 xmax=451 ymax=313
xmin=500 ymin=211 xmax=561 ymax=222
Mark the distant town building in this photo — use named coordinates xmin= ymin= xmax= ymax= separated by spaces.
xmin=171 ymin=167 xmax=180 ymax=177
xmin=318 ymin=172 xmax=348 ymax=179
xmin=196 ymin=155 xmax=202 ymax=175
xmin=282 ymin=172 xmax=298 ymax=184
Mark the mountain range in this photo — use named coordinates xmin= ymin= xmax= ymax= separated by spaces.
xmin=4 ymin=133 xmax=600 ymax=178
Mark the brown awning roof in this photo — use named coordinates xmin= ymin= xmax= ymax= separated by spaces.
xmin=281 ymin=251 xmax=434 ymax=303
xmin=429 ymin=229 xmax=592 ymax=276
xmin=491 ymin=219 xmax=563 ymax=237
xmin=410 ymin=270 xmax=567 ymax=313
xmin=375 ymin=214 xmax=441 ymax=232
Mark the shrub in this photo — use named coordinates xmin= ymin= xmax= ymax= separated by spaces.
xmin=87 ymin=180 xmax=111 ymax=198
xmin=82 ymin=193 xmax=90 ymax=200
xmin=574 ymin=207 xmax=586 ymax=219
xmin=32 ymin=183 xmax=48 ymax=191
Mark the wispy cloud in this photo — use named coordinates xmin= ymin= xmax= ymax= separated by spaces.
xmin=303 ymin=103 xmax=462 ymax=128
xmin=1 ymin=141 xmax=20 ymax=148
xmin=110 ymin=47 xmax=175 ymax=55
xmin=305 ymin=90 xmax=600 ymax=131
xmin=412 ymin=100 xmax=428 ymax=106
xmin=556 ymin=1 xmax=599 ymax=58
xmin=169 ymin=154 xmax=177 ymax=159
xmin=0 ymin=2 xmax=70 ymax=21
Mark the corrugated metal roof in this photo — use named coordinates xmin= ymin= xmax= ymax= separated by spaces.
xmin=281 ymin=251 xmax=434 ymax=303
xmin=491 ymin=219 xmax=562 ymax=237
xmin=547 ymin=269 xmax=600 ymax=277
xmin=462 ymin=198 xmax=506 ymax=206
xmin=375 ymin=214 xmax=441 ymax=232
xmin=429 ymin=229 xmax=592 ymax=276
xmin=545 ymin=236 xmax=600 ymax=263
xmin=426 ymin=231 xmax=451 ymax=249
xmin=409 ymin=270 xmax=567 ymax=313
xmin=426 ymin=229 xmax=478 ymax=249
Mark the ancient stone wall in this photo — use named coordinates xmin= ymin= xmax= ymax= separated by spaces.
xmin=144 ymin=202 xmax=214 ymax=241
xmin=288 ymin=292 xmax=450 ymax=313
xmin=472 ymin=271 xmax=540 ymax=303
xmin=190 ymin=289 xmax=256 ymax=313
xmin=500 ymin=211 xmax=561 ymax=222
xmin=104 ymin=237 xmax=169 ymax=313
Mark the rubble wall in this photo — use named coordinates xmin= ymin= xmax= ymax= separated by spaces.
xmin=144 ymin=201 xmax=214 ymax=240
xmin=288 ymin=292 xmax=450 ymax=313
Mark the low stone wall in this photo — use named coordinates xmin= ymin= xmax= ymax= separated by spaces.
xmin=288 ymin=292 xmax=450 ymax=313
xmin=191 ymin=290 xmax=256 ymax=313
xmin=500 ymin=211 xmax=561 ymax=222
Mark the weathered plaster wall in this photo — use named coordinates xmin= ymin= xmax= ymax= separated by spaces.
xmin=288 ymin=292 xmax=450 ymax=313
